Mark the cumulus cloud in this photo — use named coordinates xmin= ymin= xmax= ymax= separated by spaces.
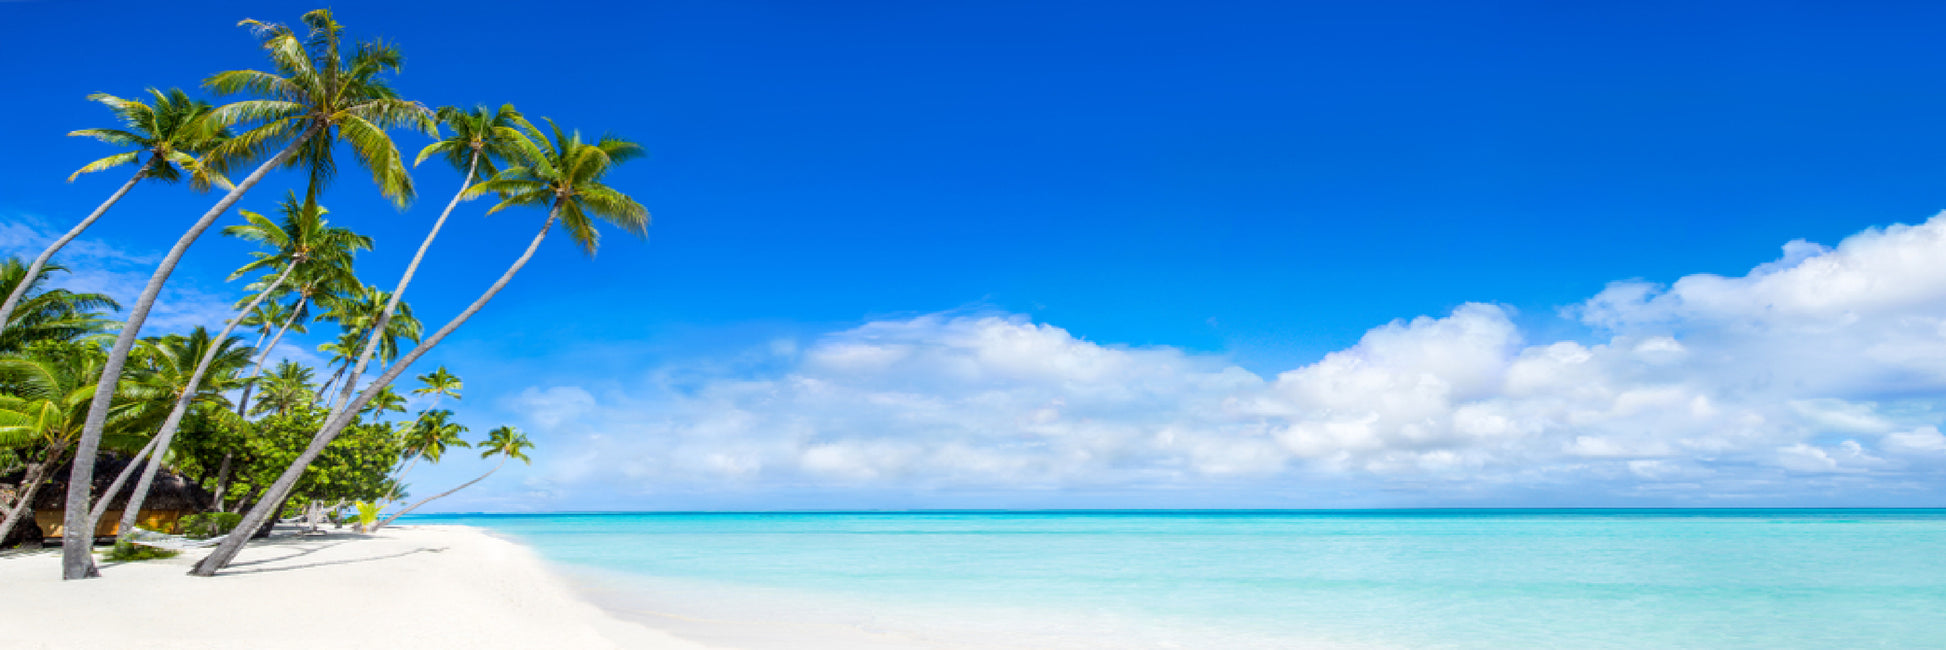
xmin=512 ymin=214 xmax=1946 ymax=506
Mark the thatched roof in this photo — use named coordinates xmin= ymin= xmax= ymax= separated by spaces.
xmin=19 ymin=453 xmax=213 ymax=512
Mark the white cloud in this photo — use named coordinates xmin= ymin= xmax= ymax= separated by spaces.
xmin=2 ymin=216 xmax=243 ymax=336
xmin=509 ymin=214 xmax=1946 ymax=506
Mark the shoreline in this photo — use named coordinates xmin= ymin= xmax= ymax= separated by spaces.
xmin=0 ymin=525 xmax=710 ymax=650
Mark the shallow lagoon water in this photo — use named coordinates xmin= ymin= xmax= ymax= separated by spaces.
xmin=408 ymin=510 xmax=1946 ymax=648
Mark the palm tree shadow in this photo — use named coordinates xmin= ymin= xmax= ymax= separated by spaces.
xmin=211 ymin=531 xmax=446 ymax=575
xmin=217 ymin=545 xmax=443 ymax=575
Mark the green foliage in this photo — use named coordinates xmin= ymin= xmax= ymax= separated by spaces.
xmin=180 ymin=512 xmax=243 ymax=540
xmin=240 ymin=405 xmax=402 ymax=506
xmin=354 ymin=501 xmax=381 ymax=529
xmin=105 ymin=537 xmax=180 ymax=562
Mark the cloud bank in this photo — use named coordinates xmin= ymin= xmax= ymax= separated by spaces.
xmin=511 ymin=215 xmax=1946 ymax=507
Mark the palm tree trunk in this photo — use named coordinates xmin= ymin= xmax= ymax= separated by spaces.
xmin=373 ymin=455 xmax=505 ymax=531
xmin=194 ymin=211 xmax=559 ymax=577
xmin=237 ymin=300 xmax=306 ymax=418
xmin=62 ymin=122 xmax=321 ymax=580
xmin=329 ymin=151 xmax=481 ymax=415
xmin=110 ymin=262 xmax=295 ymax=536
xmin=318 ymin=361 xmax=349 ymax=403
xmin=85 ymin=434 xmax=163 ymax=526
xmin=0 ymin=439 xmax=73 ymax=545
xmin=211 ymin=453 xmax=234 ymax=511
xmin=0 ymin=163 xmax=148 ymax=329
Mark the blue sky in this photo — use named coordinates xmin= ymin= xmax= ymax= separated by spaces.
xmin=6 ymin=1 xmax=1946 ymax=509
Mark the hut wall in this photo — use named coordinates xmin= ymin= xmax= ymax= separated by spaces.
xmin=34 ymin=509 xmax=185 ymax=537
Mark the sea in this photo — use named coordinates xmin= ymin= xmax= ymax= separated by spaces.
xmin=405 ymin=510 xmax=1946 ymax=649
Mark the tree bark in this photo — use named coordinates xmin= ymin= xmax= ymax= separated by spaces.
xmin=62 ymin=122 xmax=320 ymax=580
xmin=329 ymin=151 xmax=481 ymax=415
xmin=111 ymin=263 xmax=294 ymax=536
xmin=0 ymin=439 xmax=72 ymax=545
xmin=194 ymin=210 xmax=559 ymax=577
xmin=85 ymin=435 xmax=163 ymax=526
xmin=0 ymin=163 xmax=148 ymax=329
xmin=373 ymin=455 xmax=505 ymax=531
xmin=211 ymin=452 xmax=234 ymax=511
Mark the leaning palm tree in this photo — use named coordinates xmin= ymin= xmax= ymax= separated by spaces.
xmin=0 ymin=89 xmax=229 ymax=331
xmin=386 ymin=409 xmax=468 ymax=493
xmin=0 ymin=259 xmax=120 ymax=354
xmin=360 ymin=385 xmax=407 ymax=422
xmin=373 ymin=425 xmax=529 ymax=531
xmin=195 ymin=121 xmax=648 ymax=576
xmin=224 ymin=194 xmax=370 ymax=415
xmin=328 ymin=105 xmax=523 ymax=414
xmin=63 ymin=9 xmax=428 ymax=579
xmin=98 ymin=328 xmax=255 ymax=535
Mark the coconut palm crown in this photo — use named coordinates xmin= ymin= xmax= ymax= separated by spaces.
xmin=466 ymin=119 xmax=651 ymax=254
xmin=204 ymin=8 xmax=431 ymax=207
xmin=68 ymin=88 xmax=234 ymax=190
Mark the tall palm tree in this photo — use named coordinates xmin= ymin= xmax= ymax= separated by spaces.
xmin=64 ymin=9 xmax=428 ymax=578
xmin=328 ymin=104 xmax=524 ymax=414
xmin=0 ymin=356 xmax=144 ymax=544
xmin=387 ymin=409 xmax=468 ymax=493
xmin=196 ymin=122 xmax=648 ymax=576
xmin=100 ymin=328 xmax=255 ymax=535
xmin=0 ymin=259 xmax=119 ymax=354
xmin=224 ymin=194 xmax=370 ymax=416
xmin=374 ymin=425 xmax=529 ymax=531
xmin=0 ymin=89 xmax=229 ymax=330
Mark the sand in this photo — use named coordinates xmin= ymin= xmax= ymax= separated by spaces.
xmin=0 ymin=525 xmax=713 ymax=649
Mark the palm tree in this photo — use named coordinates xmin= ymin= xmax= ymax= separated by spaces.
xmin=327 ymin=104 xmax=525 ymax=413
xmin=387 ymin=409 xmax=468 ymax=493
xmin=0 ymin=89 xmax=229 ymax=331
xmin=224 ymin=193 xmax=370 ymax=416
xmin=64 ymin=9 xmax=427 ymax=578
xmin=411 ymin=366 xmax=462 ymax=410
xmin=360 ymin=385 xmax=407 ymax=422
xmin=251 ymin=361 xmax=317 ymax=417
xmin=0 ymin=356 xmax=143 ymax=544
xmin=0 ymin=259 xmax=119 ymax=354
xmin=100 ymin=329 xmax=255 ymax=535
xmin=195 ymin=122 xmax=648 ymax=576
xmin=373 ymin=425 xmax=529 ymax=531
xmin=316 ymin=284 xmax=420 ymax=397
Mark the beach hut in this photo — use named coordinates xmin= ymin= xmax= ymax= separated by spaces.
xmin=22 ymin=455 xmax=213 ymax=540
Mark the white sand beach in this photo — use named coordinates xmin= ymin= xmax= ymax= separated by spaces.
xmin=0 ymin=525 xmax=711 ymax=650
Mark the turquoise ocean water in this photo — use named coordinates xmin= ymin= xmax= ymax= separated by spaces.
xmin=407 ymin=510 xmax=1946 ymax=649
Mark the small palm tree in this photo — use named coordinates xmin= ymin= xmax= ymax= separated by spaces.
xmin=373 ymin=425 xmax=530 ymax=530
xmin=327 ymin=104 xmax=525 ymax=413
xmin=0 ymin=89 xmax=229 ymax=330
xmin=360 ymin=385 xmax=407 ymax=421
xmin=198 ymin=121 xmax=646 ymax=576
xmin=0 ymin=259 xmax=119 ymax=354
xmin=411 ymin=366 xmax=462 ymax=410
xmin=389 ymin=409 xmax=469 ymax=490
xmin=251 ymin=361 xmax=316 ymax=417
xmin=316 ymin=284 xmax=420 ymax=397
